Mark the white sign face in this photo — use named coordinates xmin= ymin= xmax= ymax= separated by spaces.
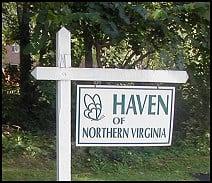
xmin=76 ymin=85 xmax=175 ymax=146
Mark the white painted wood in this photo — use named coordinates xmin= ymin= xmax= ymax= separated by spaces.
xmin=31 ymin=67 xmax=189 ymax=83
xmin=56 ymin=27 xmax=71 ymax=181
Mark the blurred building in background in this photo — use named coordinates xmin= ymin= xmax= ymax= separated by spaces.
xmin=2 ymin=43 xmax=20 ymax=68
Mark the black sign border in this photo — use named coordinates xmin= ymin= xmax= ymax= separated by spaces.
xmin=76 ymin=85 xmax=174 ymax=146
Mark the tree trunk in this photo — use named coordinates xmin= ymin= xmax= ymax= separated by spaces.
xmin=83 ymin=26 xmax=93 ymax=68
xmin=17 ymin=3 xmax=33 ymax=112
xmin=79 ymin=25 xmax=93 ymax=151
xmin=95 ymin=43 xmax=102 ymax=68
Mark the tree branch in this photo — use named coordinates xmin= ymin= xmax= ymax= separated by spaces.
xmin=94 ymin=39 xmax=113 ymax=68
xmin=143 ymin=58 xmax=151 ymax=69
xmin=122 ymin=52 xmax=136 ymax=68
xmin=95 ymin=43 xmax=102 ymax=68
xmin=129 ymin=50 xmax=155 ymax=69
xmin=122 ymin=49 xmax=131 ymax=64
xmin=99 ymin=41 xmax=112 ymax=49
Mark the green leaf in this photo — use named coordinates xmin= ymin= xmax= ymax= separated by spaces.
xmin=84 ymin=12 xmax=101 ymax=24
xmin=133 ymin=6 xmax=148 ymax=20
xmin=183 ymin=3 xmax=195 ymax=11
xmin=193 ymin=2 xmax=210 ymax=21
xmin=152 ymin=9 xmax=167 ymax=20
xmin=23 ymin=43 xmax=37 ymax=55
xmin=36 ymin=10 xmax=48 ymax=25
xmin=101 ymin=21 xmax=119 ymax=39
xmin=117 ymin=5 xmax=130 ymax=24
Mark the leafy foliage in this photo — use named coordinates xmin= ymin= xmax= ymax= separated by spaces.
xmin=2 ymin=125 xmax=56 ymax=159
xmin=2 ymin=126 xmax=210 ymax=181
xmin=2 ymin=65 xmax=55 ymax=132
xmin=72 ymin=139 xmax=210 ymax=179
xmin=2 ymin=2 xmax=210 ymax=150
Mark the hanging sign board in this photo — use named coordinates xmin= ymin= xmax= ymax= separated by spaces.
xmin=76 ymin=85 xmax=175 ymax=146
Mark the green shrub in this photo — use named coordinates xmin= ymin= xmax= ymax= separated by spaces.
xmin=2 ymin=125 xmax=56 ymax=159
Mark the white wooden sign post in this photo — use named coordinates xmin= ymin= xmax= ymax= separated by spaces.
xmin=31 ymin=27 xmax=188 ymax=181
xmin=56 ymin=27 xmax=71 ymax=181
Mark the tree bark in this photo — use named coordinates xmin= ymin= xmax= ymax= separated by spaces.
xmin=83 ymin=26 xmax=93 ymax=68
xmin=17 ymin=2 xmax=33 ymax=112
xmin=95 ymin=43 xmax=102 ymax=68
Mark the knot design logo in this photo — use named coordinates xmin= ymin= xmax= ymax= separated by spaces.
xmin=83 ymin=94 xmax=105 ymax=121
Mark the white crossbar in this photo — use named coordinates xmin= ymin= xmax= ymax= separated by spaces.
xmin=31 ymin=67 xmax=189 ymax=83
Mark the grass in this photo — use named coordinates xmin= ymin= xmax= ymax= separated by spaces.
xmin=2 ymin=128 xmax=210 ymax=181
xmin=2 ymin=148 xmax=210 ymax=181
xmin=72 ymin=153 xmax=210 ymax=181
xmin=2 ymin=156 xmax=56 ymax=181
